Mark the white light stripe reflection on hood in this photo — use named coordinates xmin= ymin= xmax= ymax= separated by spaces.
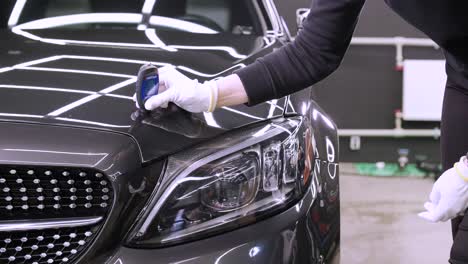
xmin=61 ymin=55 xmax=150 ymax=65
xmin=17 ymin=66 xmax=135 ymax=78
xmin=203 ymin=112 xmax=221 ymax=128
xmin=12 ymin=27 xmax=66 ymax=45
xmin=0 ymin=85 xmax=95 ymax=95
xmin=221 ymin=107 xmax=264 ymax=120
xmin=55 ymin=117 xmax=131 ymax=128
xmin=145 ymin=28 xmax=177 ymax=52
xmin=15 ymin=13 xmax=217 ymax=34
xmin=169 ymin=45 xmax=247 ymax=59
xmin=4 ymin=149 xmax=110 ymax=167
xmin=47 ymin=94 xmax=101 ymax=117
xmin=0 ymin=113 xmax=130 ymax=129
xmin=177 ymin=64 xmax=245 ymax=78
xmin=0 ymin=113 xmax=43 ymax=119
xmin=3 ymin=149 xmax=107 ymax=156
xmin=0 ymin=55 xmax=62 ymax=73
xmin=148 ymin=16 xmax=218 ymax=34
xmin=16 ymin=13 xmax=142 ymax=29
xmin=47 ymin=78 xmax=137 ymax=116
xmin=267 ymin=99 xmax=278 ymax=118
xmin=104 ymin=94 xmax=133 ymax=100
xmin=142 ymin=0 xmax=157 ymax=14
xmin=7 ymin=0 xmax=27 ymax=27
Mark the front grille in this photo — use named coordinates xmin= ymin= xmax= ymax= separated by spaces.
xmin=0 ymin=226 xmax=97 ymax=264
xmin=0 ymin=167 xmax=111 ymax=219
xmin=0 ymin=166 xmax=114 ymax=263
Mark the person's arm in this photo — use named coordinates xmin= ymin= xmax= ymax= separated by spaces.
xmin=143 ymin=0 xmax=366 ymax=112
xmin=236 ymin=0 xmax=366 ymax=105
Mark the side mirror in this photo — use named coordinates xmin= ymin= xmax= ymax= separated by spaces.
xmin=296 ymin=8 xmax=310 ymax=31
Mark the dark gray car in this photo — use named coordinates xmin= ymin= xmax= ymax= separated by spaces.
xmin=0 ymin=0 xmax=340 ymax=263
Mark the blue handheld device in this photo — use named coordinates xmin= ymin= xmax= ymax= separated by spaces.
xmin=136 ymin=64 xmax=159 ymax=111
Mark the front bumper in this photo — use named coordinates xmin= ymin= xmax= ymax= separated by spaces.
xmin=105 ymin=189 xmax=336 ymax=264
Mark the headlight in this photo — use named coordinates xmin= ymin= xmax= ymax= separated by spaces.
xmin=127 ymin=117 xmax=312 ymax=247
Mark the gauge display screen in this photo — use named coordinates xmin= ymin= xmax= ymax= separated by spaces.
xmin=140 ymin=75 xmax=159 ymax=103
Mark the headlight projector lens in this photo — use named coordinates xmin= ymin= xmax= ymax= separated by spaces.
xmin=201 ymin=152 xmax=260 ymax=212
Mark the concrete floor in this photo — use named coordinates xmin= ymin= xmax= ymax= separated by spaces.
xmin=340 ymin=174 xmax=453 ymax=264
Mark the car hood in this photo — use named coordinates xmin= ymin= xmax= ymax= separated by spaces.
xmin=0 ymin=28 xmax=286 ymax=162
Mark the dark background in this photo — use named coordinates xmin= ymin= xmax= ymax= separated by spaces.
xmin=276 ymin=0 xmax=443 ymax=164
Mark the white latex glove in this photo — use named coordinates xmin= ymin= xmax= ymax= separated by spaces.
xmin=419 ymin=156 xmax=468 ymax=222
xmin=136 ymin=66 xmax=218 ymax=113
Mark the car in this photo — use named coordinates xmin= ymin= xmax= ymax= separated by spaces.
xmin=0 ymin=0 xmax=340 ymax=263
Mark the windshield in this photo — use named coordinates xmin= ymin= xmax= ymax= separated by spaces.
xmin=12 ymin=0 xmax=262 ymax=35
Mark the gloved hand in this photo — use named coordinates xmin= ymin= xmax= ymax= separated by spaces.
xmin=419 ymin=156 xmax=468 ymax=222
xmin=135 ymin=66 xmax=218 ymax=113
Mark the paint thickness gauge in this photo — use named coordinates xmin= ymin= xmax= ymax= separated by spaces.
xmin=136 ymin=64 xmax=159 ymax=111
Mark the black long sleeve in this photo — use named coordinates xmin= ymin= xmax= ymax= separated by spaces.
xmin=237 ymin=0 xmax=366 ymax=105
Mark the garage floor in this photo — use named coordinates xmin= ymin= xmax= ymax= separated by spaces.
xmin=340 ymin=173 xmax=452 ymax=264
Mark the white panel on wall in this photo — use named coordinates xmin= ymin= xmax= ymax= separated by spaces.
xmin=403 ymin=60 xmax=447 ymax=121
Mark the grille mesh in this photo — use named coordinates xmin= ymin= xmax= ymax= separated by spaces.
xmin=0 ymin=226 xmax=97 ymax=263
xmin=0 ymin=167 xmax=112 ymax=220
xmin=0 ymin=166 xmax=113 ymax=263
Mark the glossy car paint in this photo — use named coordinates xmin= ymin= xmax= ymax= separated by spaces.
xmin=0 ymin=1 xmax=340 ymax=263
xmin=0 ymin=28 xmax=287 ymax=162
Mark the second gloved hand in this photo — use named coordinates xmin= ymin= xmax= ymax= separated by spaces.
xmin=143 ymin=66 xmax=218 ymax=113
xmin=419 ymin=156 xmax=468 ymax=222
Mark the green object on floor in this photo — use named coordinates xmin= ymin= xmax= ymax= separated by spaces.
xmin=354 ymin=163 xmax=427 ymax=177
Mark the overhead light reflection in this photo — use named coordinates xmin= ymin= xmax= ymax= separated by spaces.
xmin=301 ymin=102 xmax=310 ymax=115
xmin=104 ymin=94 xmax=133 ymax=100
xmin=149 ymin=16 xmax=218 ymax=34
xmin=0 ymin=85 xmax=95 ymax=95
xmin=177 ymin=64 xmax=245 ymax=78
xmin=3 ymin=148 xmax=109 ymax=167
xmin=0 ymin=55 xmax=61 ymax=73
xmin=145 ymin=28 xmax=178 ymax=52
xmin=18 ymin=66 xmax=135 ymax=78
xmin=15 ymin=27 xmax=245 ymax=59
xmin=170 ymin=257 xmax=201 ymax=264
xmin=312 ymin=109 xmax=335 ymax=129
xmin=0 ymin=113 xmax=43 ymax=119
xmin=0 ymin=67 xmax=14 ymax=74
xmin=202 ymin=112 xmax=221 ymax=128
xmin=100 ymin=78 xmax=137 ymax=93
xmin=48 ymin=78 xmax=136 ymax=116
xmin=137 ymin=24 xmax=147 ymax=31
xmin=221 ymin=107 xmax=264 ymax=120
xmin=16 ymin=13 xmax=141 ymax=30
xmin=271 ymin=123 xmax=292 ymax=135
xmin=3 ymin=148 xmax=107 ymax=156
xmin=142 ymin=0 xmax=157 ymax=14
xmin=249 ymin=246 xmax=261 ymax=257
xmin=61 ymin=55 xmax=171 ymax=66
xmin=7 ymin=0 xmax=27 ymax=27
xmin=266 ymin=100 xmax=284 ymax=111
xmin=0 ymin=113 xmax=131 ymax=129
xmin=267 ymin=99 xmax=278 ymax=118
xmin=11 ymin=55 xmax=62 ymax=68
xmin=55 ymin=117 xmax=131 ymax=128
xmin=15 ymin=13 xmax=216 ymax=34
xmin=214 ymin=244 xmax=248 ymax=264
xmin=169 ymin=45 xmax=246 ymax=59
xmin=48 ymin=94 xmax=101 ymax=117
xmin=287 ymin=99 xmax=296 ymax=113
xmin=12 ymin=27 xmax=66 ymax=45
xmin=253 ymin=125 xmax=272 ymax=137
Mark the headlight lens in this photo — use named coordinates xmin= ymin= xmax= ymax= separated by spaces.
xmin=128 ymin=117 xmax=311 ymax=247
xmin=200 ymin=150 xmax=260 ymax=212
